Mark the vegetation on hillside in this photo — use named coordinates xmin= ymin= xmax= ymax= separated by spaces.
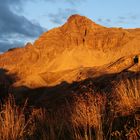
xmin=0 ymin=78 xmax=140 ymax=140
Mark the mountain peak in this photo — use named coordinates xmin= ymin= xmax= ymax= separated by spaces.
xmin=67 ymin=14 xmax=84 ymax=22
xmin=66 ymin=14 xmax=103 ymax=29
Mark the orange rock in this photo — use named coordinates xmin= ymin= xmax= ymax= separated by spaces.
xmin=0 ymin=14 xmax=140 ymax=88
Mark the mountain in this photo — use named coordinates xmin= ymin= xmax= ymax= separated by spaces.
xmin=0 ymin=14 xmax=140 ymax=89
xmin=0 ymin=14 xmax=140 ymax=139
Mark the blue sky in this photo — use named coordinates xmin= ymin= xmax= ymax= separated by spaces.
xmin=0 ymin=0 xmax=140 ymax=51
xmin=22 ymin=0 xmax=140 ymax=29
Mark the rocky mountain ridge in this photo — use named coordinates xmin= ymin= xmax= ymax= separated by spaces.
xmin=0 ymin=14 xmax=140 ymax=88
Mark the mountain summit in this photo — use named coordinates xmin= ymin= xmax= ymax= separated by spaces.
xmin=0 ymin=15 xmax=140 ymax=88
xmin=66 ymin=14 xmax=103 ymax=28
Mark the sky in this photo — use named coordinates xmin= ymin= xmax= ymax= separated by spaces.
xmin=0 ymin=0 xmax=140 ymax=52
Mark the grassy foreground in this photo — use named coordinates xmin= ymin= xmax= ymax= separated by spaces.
xmin=0 ymin=79 xmax=140 ymax=140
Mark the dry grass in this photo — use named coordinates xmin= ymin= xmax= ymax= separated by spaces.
xmin=114 ymin=79 xmax=140 ymax=115
xmin=0 ymin=95 xmax=34 ymax=140
xmin=0 ymin=78 xmax=139 ymax=140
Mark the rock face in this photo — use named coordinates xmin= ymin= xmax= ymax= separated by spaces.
xmin=0 ymin=14 xmax=140 ymax=88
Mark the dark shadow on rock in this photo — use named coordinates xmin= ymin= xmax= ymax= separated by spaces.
xmin=0 ymin=68 xmax=18 ymax=101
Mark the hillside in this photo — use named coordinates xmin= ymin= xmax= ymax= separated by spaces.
xmin=0 ymin=14 xmax=140 ymax=89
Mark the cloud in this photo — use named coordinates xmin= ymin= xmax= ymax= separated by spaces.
xmin=118 ymin=16 xmax=126 ymax=20
xmin=117 ymin=14 xmax=140 ymax=24
xmin=42 ymin=0 xmax=85 ymax=5
xmin=97 ymin=14 xmax=140 ymax=27
xmin=130 ymin=15 xmax=138 ymax=20
xmin=97 ymin=18 xmax=111 ymax=23
xmin=0 ymin=34 xmax=35 ymax=51
xmin=0 ymin=7 xmax=45 ymax=38
xmin=97 ymin=18 xmax=102 ymax=22
xmin=0 ymin=41 xmax=23 ymax=52
xmin=48 ymin=8 xmax=78 ymax=24
xmin=0 ymin=0 xmax=45 ymax=52
xmin=106 ymin=19 xmax=111 ymax=22
xmin=63 ymin=0 xmax=85 ymax=5
xmin=97 ymin=18 xmax=112 ymax=26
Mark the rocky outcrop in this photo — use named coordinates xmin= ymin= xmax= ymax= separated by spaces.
xmin=0 ymin=14 xmax=140 ymax=88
